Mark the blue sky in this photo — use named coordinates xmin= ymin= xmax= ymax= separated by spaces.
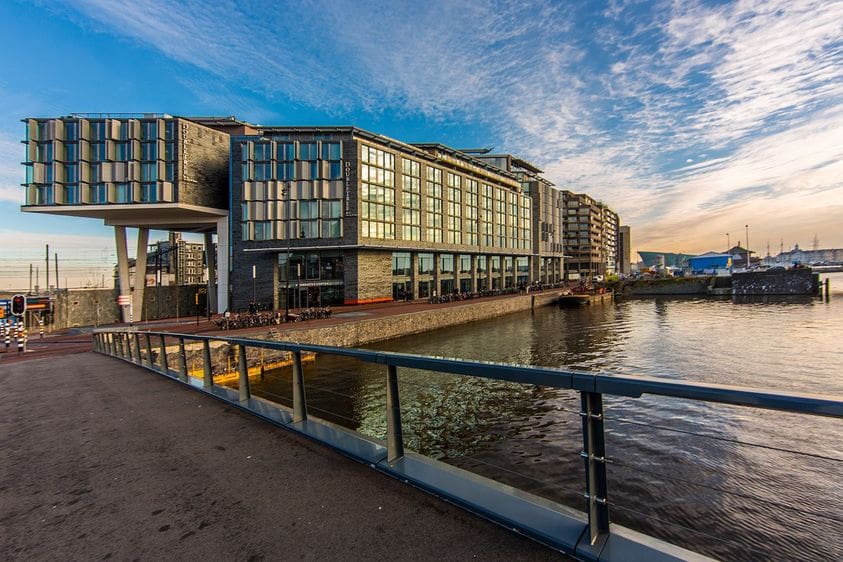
xmin=1 ymin=0 xmax=842 ymax=289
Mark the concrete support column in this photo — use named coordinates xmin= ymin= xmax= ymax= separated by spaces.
xmin=272 ymin=258 xmax=280 ymax=311
xmin=470 ymin=254 xmax=478 ymax=293
xmin=204 ymin=232 xmax=218 ymax=313
xmin=410 ymin=253 xmax=419 ymax=300
xmin=433 ymin=254 xmax=441 ymax=297
xmin=133 ymin=228 xmax=149 ymax=321
xmin=486 ymin=255 xmax=493 ymax=290
xmin=114 ymin=226 xmax=131 ymax=323
xmin=216 ymin=215 xmax=230 ymax=312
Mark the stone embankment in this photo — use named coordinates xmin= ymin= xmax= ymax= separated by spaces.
xmin=165 ymin=291 xmax=565 ymax=373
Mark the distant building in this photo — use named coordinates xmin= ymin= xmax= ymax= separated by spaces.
xmin=726 ymin=245 xmax=759 ymax=269
xmin=688 ymin=252 xmax=732 ymax=274
xmin=764 ymin=245 xmax=843 ymax=266
xmin=637 ymin=251 xmax=693 ymax=269
xmin=562 ymin=191 xmax=621 ymax=280
xmin=618 ymin=226 xmax=632 ymax=275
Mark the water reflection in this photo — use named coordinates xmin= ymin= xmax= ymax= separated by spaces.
xmin=248 ymin=273 xmax=843 ymax=560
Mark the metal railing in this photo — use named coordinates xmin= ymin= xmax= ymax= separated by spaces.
xmin=92 ymin=329 xmax=843 ymax=560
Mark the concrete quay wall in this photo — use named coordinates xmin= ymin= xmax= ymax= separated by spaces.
xmin=732 ymin=269 xmax=819 ymax=295
xmin=260 ymin=291 xmax=563 ymax=348
xmin=150 ymin=292 xmax=565 ymax=370
xmin=614 ymin=277 xmax=714 ymax=296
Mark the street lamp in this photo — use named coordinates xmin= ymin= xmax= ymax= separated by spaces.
xmin=252 ymin=265 xmax=256 ymax=302
xmin=726 ymin=232 xmax=730 ymax=251
xmin=745 ymin=224 xmax=750 ymax=269
xmin=281 ymin=185 xmax=291 ymax=320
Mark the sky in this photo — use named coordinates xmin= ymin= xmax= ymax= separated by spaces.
xmin=1 ymin=0 xmax=842 ymax=289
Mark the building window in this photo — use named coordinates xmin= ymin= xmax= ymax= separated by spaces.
xmin=254 ymin=221 xmax=272 ymax=241
xmin=141 ymin=121 xmax=158 ymax=140
xmin=276 ymin=142 xmax=295 ymax=180
xmin=64 ymin=143 xmax=77 ymax=162
xmin=440 ymin=254 xmax=454 ymax=274
xmin=165 ymin=121 xmax=175 ymax=141
xmin=64 ymin=121 xmax=78 ymax=141
xmin=392 ymin=252 xmax=411 ymax=276
xmin=64 ymin=184 xmax=79 ymax=204
xmin=91 ymin=142 xmax=106 ymax=162
xmin=141 ymin=183 xmax=158 ymax=203
xmin=115 ymin=183 xmax=130 ymax=203
xmin=90 ymin=121 xmax=106 ymax=141
xmin=36 ymin=142 xmax=52 ymax=163
xmin=446 ymin=173 xmax=462 ymax=245
xmin=401 ymin=158 xmax=421 ymax=241
xmin=165 ymin=162 xmax=175 ymax=181
xmin=116 ymin=142 xmax=129 ymax=161
xmin=299 ymin=200 xmax=319 ymax=239
xmin=141 ymin=163 xmax=157 ymax=182
xmin=91 ymin=183 xmax=107 ymax=204
xmin=459 ymin=255 xmax=471 ymax=274
xmin=481 ymin=183 xmax=493 ymax=247
xmin=141 ymin=142 xmax=157 ymax=161
xmin=425 ymin=166 xmax=443 ymax=243
xmin=36 ymin=185 xmax=54 ymax=205
xmin=64 ymin=164 xmax=78 ymax=183
xmin=320 ymin=199 xmax=342 ymax=238
xmin=360 ymin=145 xmax=395 ymax=239
xmin=322 ymin=142 xmax=342 ymax=180
xmin=418 ymin=253 xmax=433 ymax=275
xmin=466 ymin=179 xmax=478 ymax=245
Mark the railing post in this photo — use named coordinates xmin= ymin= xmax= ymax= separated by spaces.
xmin=386 ymin=364 xmax=404 ymax=463
xmin=159 ymin=334 xmax=169 ymax=375
xmin=238 ymin=344 xmax=250 ymax=402
xmin=107 ymin=333 xmax=114 ymax=356
xmin=134 ymin=333 xmax=142 ymax=364
xmin=145 ymin=333 xmax=154 ymax=368
xmin=292 ymin=350 xmax=307 ymax=422
xmin=93 ymin=333 xmax=101 ymax=353
xmin=202 ymin=339 xmax=213 ymax=388
xmin=580 ymin=391 xmax=610 ymax=546
xmin=121 ymin=333 xmax=129 ymax=359
xmin=178 ymin=337 xmax=188 ymax=382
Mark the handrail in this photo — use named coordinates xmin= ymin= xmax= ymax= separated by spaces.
xmin=93 ymin=329 xmax=843 ymax=419
xmin=91 ymin=328 xmax=843 ymax=560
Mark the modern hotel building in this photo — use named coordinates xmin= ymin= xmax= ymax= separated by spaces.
xmin=231 ymin=127 xmax=566 ymax=310
xmin=21 ymin=114 xmax=624 ymax=312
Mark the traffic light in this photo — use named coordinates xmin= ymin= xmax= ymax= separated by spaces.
xmin=11 ymin=294 xmax=26 ymax=316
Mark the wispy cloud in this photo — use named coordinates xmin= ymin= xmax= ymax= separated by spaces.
xmin=34 ymin=0 xmax=843 ymax=257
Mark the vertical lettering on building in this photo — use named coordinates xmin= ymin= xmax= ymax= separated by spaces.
xmin=181 ymin=123 xmax=190 ymax=181
xmin=344 ymin=160 xmax=352 ymax=217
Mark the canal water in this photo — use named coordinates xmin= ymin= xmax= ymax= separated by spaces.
xmin=251 ymin=273 xmax=843 ymax=561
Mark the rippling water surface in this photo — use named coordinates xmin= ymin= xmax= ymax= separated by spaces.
xmin=251 ymin=273 xmax=843 ymax=560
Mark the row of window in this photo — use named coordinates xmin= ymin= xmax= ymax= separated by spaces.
xmin=32 ymin=183 xmax=165 ymax=205
xmin=242 ymin=219 xmax=342 ymax=241
xmin=391 ymin=252 xmax=530 ymax=276
xmin=32 ymin=120 xmax=172 ymax=143
xmin=34 ymin=140 xmax=175 ymax=164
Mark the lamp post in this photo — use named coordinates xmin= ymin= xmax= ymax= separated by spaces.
xmin=726 ymin=232 xmax=730 ymax=252
xmin=281 ymin=185 xmax=291 ymax=320
xmin=745 ymin=224 xmax=750 ymax=269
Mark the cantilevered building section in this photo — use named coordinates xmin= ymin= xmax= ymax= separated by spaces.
xmin=20 ymin=114 xmax=255 ymax=319
xmin=230 ymin=128 xmax=566 ymax=310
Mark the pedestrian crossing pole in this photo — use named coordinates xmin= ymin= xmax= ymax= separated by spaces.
xmin=38 ymin=315 xmax=44 ymax=339
xmin=16 ymin=324 xmax=24 ymax=354
xmin=3 ymin=322 xmax=9 ymax=352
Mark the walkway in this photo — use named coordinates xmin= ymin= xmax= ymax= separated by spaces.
xmin=0 ymin=353 xmax=563 ymax=560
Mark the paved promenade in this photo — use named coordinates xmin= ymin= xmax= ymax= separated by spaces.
xmin=0 ymin=353 xmax=563 ymax=560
